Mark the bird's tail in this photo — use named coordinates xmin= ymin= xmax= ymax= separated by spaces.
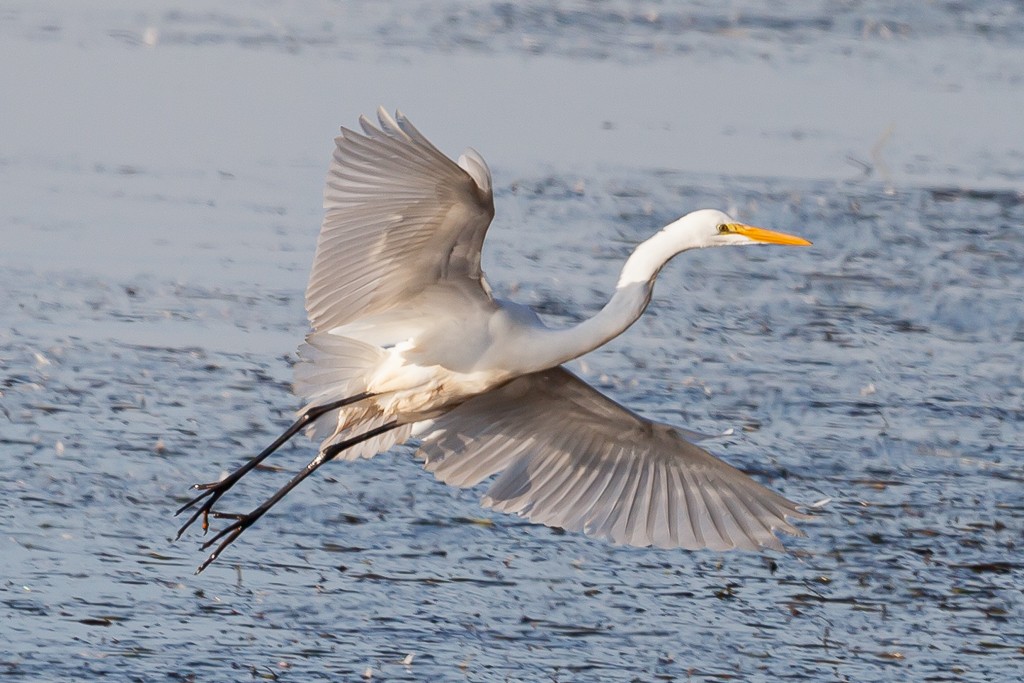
xmin=294 ymin=332 xmax=413 ymax=460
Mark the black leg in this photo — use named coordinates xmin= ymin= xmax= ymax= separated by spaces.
xmin=175 ymin=392 xmax=371 ymax=540
xmin=193 ymin=421 xmax=399 ymax=573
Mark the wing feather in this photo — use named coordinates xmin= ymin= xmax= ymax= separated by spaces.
xmin=696 ymin=476 xmax=738 ymax=551
xmin=650 ymin=460 xmax=673 ymax=547
xmin=416 ymin=367 xmax=809 ymax=552
xmin=307 ymin=108 xmax=495 ymax=333
xmin=671 ymin=467 xmax=700 ymax=549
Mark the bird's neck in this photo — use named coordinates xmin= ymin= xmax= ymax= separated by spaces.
xmin=616 ymin=228 xmax=680 ymax=288
xmin=519 ymin=229 xmax=681 ymax=371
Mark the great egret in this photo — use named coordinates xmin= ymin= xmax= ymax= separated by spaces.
xmin=176 ymin=108 xmax=813 ymax=573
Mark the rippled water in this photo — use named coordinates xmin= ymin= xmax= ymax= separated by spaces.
xmin=3 ymin=2 xmax=1023 ymax=681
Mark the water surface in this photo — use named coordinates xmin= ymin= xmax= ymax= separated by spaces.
xmin=2 ymin=2 xmax=1023 ymax=681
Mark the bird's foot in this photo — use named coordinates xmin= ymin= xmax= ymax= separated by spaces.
xmin=194 ymin=508 xmax=263 ymax=574
xmin=174 ymin=478 xmax=235 ymax=540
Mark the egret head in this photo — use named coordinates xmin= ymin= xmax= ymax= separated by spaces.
xmin=617 ymin=209 xmax=811 ymax=289
xmin=665 ymin=209 xmax=812 ymax=250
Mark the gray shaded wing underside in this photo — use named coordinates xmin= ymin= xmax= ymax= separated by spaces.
xmin=417 ymin=367 xmax=809 ymax=551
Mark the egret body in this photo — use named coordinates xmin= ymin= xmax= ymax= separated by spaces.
xmin=177 ymin=109 xmax=813 ymax=572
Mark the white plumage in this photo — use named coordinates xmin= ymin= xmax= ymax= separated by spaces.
xmin=177 ymin=108 xmax=813 ymax=572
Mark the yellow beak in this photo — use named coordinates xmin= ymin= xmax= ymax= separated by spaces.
xmin=727 ymin=223 xmax=812 ymax=246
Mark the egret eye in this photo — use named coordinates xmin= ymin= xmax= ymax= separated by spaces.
xmin=717 ymin=223 xmax=730 ymax=234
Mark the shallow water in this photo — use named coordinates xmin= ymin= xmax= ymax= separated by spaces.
xmin=3 ymin=2 xmax=1023 ymax=681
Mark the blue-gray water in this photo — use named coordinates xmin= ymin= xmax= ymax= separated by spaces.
xmin=2 ymin=2 xmax=1023 ymax=681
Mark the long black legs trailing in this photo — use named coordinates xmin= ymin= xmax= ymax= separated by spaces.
xmin=194 ymin=421 xmax=399 ymax=573
xmin=175 ymin=393 xmax=371 ymax=541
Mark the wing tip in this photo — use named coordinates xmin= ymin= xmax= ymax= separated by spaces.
xmin=480 ymin=492 xmax=813 ymax=554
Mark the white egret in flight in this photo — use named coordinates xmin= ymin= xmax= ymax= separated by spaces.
xmin=177 ymin=108 xmax=813 ymax=573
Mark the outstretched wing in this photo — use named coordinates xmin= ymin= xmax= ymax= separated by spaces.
xmin=306 ymin=108 xmax=496 ymax=333
xmin=416 ymin=367 xmax=810 ymax=551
